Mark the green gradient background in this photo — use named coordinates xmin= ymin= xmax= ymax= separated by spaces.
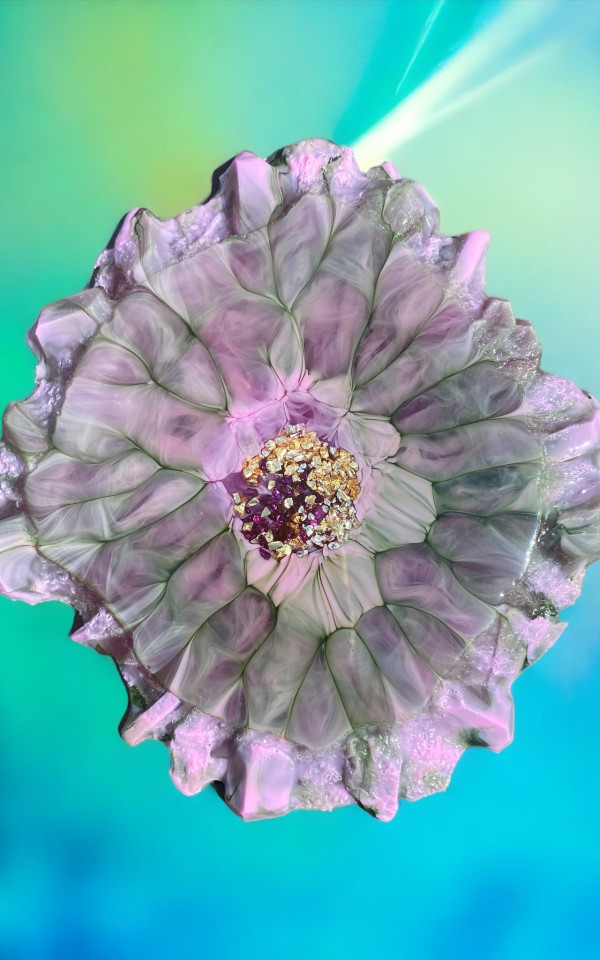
xmin=1 ymin=2 xmax=599 ymax=958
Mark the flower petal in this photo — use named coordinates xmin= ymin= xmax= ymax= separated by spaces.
xmin=391 ymin=361 xmax=523 ymax=434
xmin=223 ymin=231 xmax=279 ymax=300
xmin=284 ymin=391 xmax=342 ymax=438
xmin=250 ymin=541 xmax=382 ymax=635
xmin=387 ymin=606 xmax=465 ymax=676
xmin=292 ymin=210 xmax=391 ymax=381
xmin=353 ymin=461 xmax=435 ymax=553
xmin=195 ymin=294 xmax=287 ymax=413
xmin=375 ymin=542 xmax=495 ymax=637
xmin=325 ymin=628 xmax=394 ymax=726
xmin=269 ymin=193 xmax=333 ymax=307
xmin=286 ymin=647 xmax=352 ymax=749
xmin=29 ymin=287 xmax=112 ymax=373
xmin=352 ymin=297 xmax=522 ymax=417
xmin=352 ymin=298 xmax=471 ymax=415
xmin=33 ymin=469 xmax=203 ymax=545
xmin=317 ymin=541 xmax=383 ymax=629
xmin=75 ymin=339 xmax=150 ymax=387
xmin=335 ymin=411 xmax=400 ymax=463
xmin=54 ymin=375 xmax=240 ymax=480
xmin=145 ymin=239 xmax=291 ymax=412
xmin=132 ymin=530 xmax=245 ymax=673
xmin=160 ymin=587 xmax=276 ymax=710
xmin=209 ymin=680 xmax=248 ymax=726
xmin=245 ymin=547 xmax=320 ymax=609
xmin=25 ymin=448 xmax=159 ymax=519
xmin=427 ymin=513 xmax=538 ymax=605
xmin=104 ymin=287 xmax=226 ymax=409
xmin=41 ymin=481 xmax=231 ymax=627
xmin=352 ymin=243 xmax=444 ymax=386
xmin=393 ymin=418 xmax=541 ymax=482
xmin=433 ymin=462 xmax=542 ymax=517
xmin=244 ymin=605 xmax=322 ymax=734
xmin=355 ymin=605 xmax=438 ymax=718
xmin=267 ymin=314 xmax=305 ymax=393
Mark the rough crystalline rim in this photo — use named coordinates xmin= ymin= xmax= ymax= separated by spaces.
xmin=0 ymin=138 xmax=599 ymax=821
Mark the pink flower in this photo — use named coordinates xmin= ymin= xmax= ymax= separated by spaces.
xmin=1 ymin=139 xmax=599 ymax=820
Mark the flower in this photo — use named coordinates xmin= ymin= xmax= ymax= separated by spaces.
xmin=1 ymin=138 xmax=599 ymax=821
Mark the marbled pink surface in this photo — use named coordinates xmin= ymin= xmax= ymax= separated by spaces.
xmin=1 ymin=139 xmax=599 ymax=820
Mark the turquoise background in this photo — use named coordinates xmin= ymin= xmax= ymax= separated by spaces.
xmin=1 ymin=2 xmax=599 ymax=957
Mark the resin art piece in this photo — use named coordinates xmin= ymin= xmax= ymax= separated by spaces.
xmin=1 ymin=138 xmax=599 ymax=821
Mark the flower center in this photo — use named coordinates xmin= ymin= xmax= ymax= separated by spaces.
xmin=232 ymin=424 xmax=360 ymax=561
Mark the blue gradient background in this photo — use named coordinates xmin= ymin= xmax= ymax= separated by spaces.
xmin=1 ymin=2 xmax=599 ymax=958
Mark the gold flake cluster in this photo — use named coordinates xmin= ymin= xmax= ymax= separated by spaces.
xmin=233 ymin=423 xmax=361 ymax=561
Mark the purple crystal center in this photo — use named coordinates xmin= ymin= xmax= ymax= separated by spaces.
xmin=232 ymin=425 xmax=360 ymax=560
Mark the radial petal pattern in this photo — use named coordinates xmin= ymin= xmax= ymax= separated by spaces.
xmin=1 ymin=139 xmax=599 ymax=821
